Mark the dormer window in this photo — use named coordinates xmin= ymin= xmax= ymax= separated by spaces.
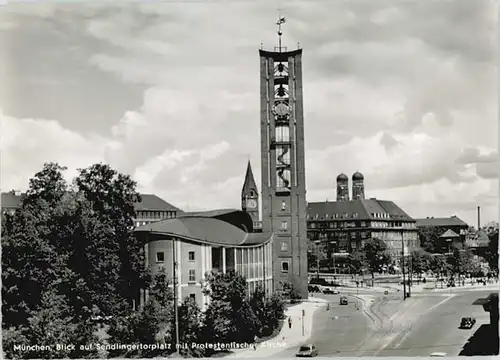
xmin=315 ymin=214 xmax=319 ymax=219
xmin=325 ymin=213 xmax=329 ymax=219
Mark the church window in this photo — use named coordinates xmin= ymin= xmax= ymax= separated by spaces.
xmin=281 ymin=261 xmax=289 ymax=273
xmin=250 ymin=190 xmax=255 ymax=196
xmin=281 ymin=241 xmax=288 ymax=251
xmin=156 ymin=252 xmax=165 ymax=263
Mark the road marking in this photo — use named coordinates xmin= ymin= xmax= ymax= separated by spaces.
xmin=392 ymin=295 xmax=455 ymax=350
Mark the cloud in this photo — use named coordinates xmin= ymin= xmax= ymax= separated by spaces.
xmin=0 ymin=110 xmax=108 ymax=187
xmin=456 ymin=147 xmax=499 ymax=164
xmin=379 ymin=132 xmax=400 ymax=152
xmin=0 ymin=0 xmax=497 ymax=228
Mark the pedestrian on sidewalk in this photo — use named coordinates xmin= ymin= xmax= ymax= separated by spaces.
xmin=253 ymin=335 xmax=257 ymax=350
xmin=288 ymin=316 xmax=292 ymax=329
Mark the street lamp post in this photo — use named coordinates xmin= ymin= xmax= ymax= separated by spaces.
xmin=401 ymin=231 xmax=407 ymax=300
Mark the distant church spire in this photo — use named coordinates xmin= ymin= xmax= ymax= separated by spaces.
xmin=241 ymin=160 xmax=260 ymax=232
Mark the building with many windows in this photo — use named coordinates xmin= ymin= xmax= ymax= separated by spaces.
xmin=415 ymin=216 xmax=469 ymax=247
xmin=134 ymin=209 xmax=273 ymax=310
xmin=1 ymin=191 xmax=181 ymax=227
xmin=306 ymin=198 xmax=419 ymax=262
xmin=133 ymin=194 xmax=183 ymax=227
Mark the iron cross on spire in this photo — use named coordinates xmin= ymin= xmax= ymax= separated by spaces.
xmin=276 ymin=7 xmax=286 ymax=52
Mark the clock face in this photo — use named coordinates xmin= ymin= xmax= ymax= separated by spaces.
xmin=246 ymin=199 xmax=258 ymax=209
xmin=273 ymin=102 xmax=290 ymax=116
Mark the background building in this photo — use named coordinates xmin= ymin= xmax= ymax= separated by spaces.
xmin=415 ymin=216 xmax=469 ymax=247
xmin=336 ymin=173 xmax=349 ymax=202
xmin=258 ymin=36 xmax=308 ymax=297
xmin=1 ymin=190 xmax=24 ymax=216
xmin=1 ymin=191 xmax=181 ymax=228
xmin=133 ymin=194 xmax=183 ymax=227
xmin=351 ymin=171 xmax=365 ymax=200
xmin=307 ymin=198 xmax=419 ymax=264
xmin=134 ymin=209 xmax=273 ymax=310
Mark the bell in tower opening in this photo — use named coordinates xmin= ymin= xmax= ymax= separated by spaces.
xmin=352 ymin=171 xmax=365 ymax=200
xmin=336 ymin=173 xmax=349 ymax=202
xmin=259 ymin=15 xmax=308 ymax=299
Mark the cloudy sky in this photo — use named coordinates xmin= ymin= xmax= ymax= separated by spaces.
xmin=0 ymin=0 xmax=498 ymax=227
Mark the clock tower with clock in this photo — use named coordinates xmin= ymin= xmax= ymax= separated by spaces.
xmin=259 ymin=18 xmax=308 ymax=298
xmin=241 ymin=160 xmax=260 ymax=231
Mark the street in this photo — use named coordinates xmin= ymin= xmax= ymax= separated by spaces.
xmin=373 ymin=290 xmax=496 ymax=357
xmin=276 ymin=293 xmax=371 ymax=357
xmin=276 ymin=289 xmax=498 ymax=357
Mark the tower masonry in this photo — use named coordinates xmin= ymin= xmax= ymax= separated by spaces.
xmin=241 ymin=160 xmax=260 ymax=231
xmin=336 ymin=173 xmax=350 ymax=202
xmin=352 ymin=171 xmax=365 ymax=200
xmin=259 ymin=17 xmax=308 ymax=298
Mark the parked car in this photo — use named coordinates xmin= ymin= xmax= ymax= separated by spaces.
xmin=459 ymin=317 xmax=476 ymax=329
xmin=308 ymin=285 xmax=320 ymax=293
xmin=340 ymin=296 xmax=348 ymax=305
xmin=295 ymin=344 xmax=318 ymax=357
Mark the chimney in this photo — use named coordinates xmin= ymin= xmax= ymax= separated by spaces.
xmin=477 ymin=206 xmax=481 ymax=230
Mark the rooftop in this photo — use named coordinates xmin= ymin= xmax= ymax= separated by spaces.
xmin=415 ymin=216 xmax=468 ymax=228
xmin=1 ymin=191 xmax=182 ymax=213
xmin=307 ymin=198 xmax=414 ymax=221
xmin=135 ymin=210 xmax=272 ymax=247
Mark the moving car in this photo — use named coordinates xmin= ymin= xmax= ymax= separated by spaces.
xmin=430 ymin=352 xmax=446 ymax=357
xmin=295 ymin=344 xmax=318 ymax=357
xmin=322 ymin=287 xmax=339 ymax=295
xmin=340 ymin=296 xmax=348 ymax=305
xmin=459 ymin=316 xmax=476 ymax=329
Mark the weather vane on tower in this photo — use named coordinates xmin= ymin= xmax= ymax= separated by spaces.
xmin=276 ymin=7 xmax=286 ymax=52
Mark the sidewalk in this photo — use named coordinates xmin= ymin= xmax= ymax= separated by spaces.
xmin=225 ymin=297 xmax=328 ymax=358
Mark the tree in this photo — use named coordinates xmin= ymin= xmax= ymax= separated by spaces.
xmin=201 ymin=271 xmax=259 ymax=352
xmin=307 ymin=241 xmax=328 ymax=272
xmin=74 ymin=163 xmax=144 ymax=311
xmin=348 ymin=250 xmax=365 ymax=275
xmin=409 ymin=249 xmax=431 ymax=280
xmin=429 ymin=254 xmax=449 ymax=278
xmin=250 ymin=286 xmax=285 ymax=337
xmin=178 ymin=297 xmax=204 ymax=357
xmin=2 ymin=162 xmax=148 ymax=358
xmin=280 ymin=280 xmax=301 ymax=302
xmin=447 ymin=246 xmax=475 ymax=277
xmin=2 ymin=163 xmax=76 ymax=329
xmin=361 ymin=238 xmax=392 ymax=283
xmin=485 ymin=231 xmax=499 ymax=272
xmin=417 ymin=226 xmax=444 ymax=253
xmin=107 ymin=269 xmax=174 ymax=358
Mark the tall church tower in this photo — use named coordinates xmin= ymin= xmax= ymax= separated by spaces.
xmin=241 ymin=160 xmax=260 ymax=230
xmin=352 ymin=171 xmax=365 ymax=200
xmin=259 ymin=17 xmax=308 ymax=298
xmin=336 ymin=173 xmax=349 ymax=202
